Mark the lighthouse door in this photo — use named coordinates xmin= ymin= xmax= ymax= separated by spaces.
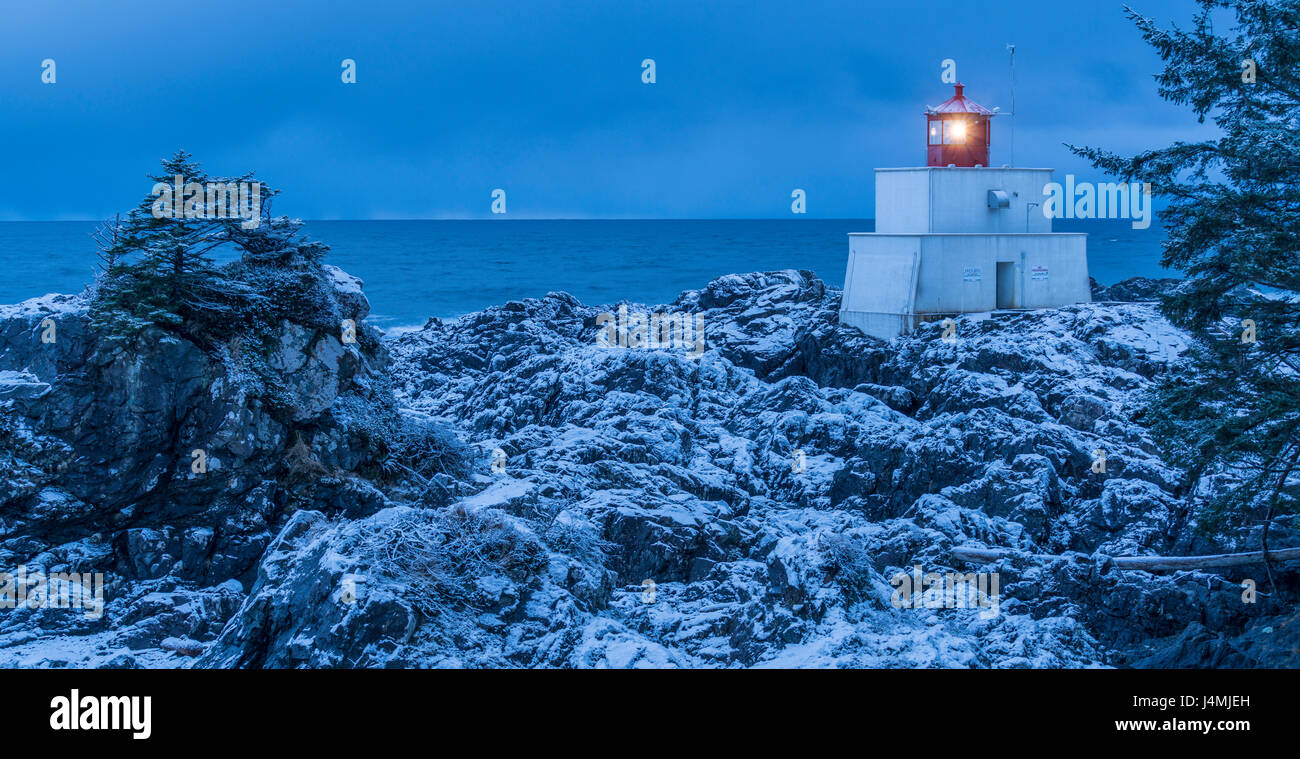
xmin=996 ymin=262 xmax=1017 ymax=309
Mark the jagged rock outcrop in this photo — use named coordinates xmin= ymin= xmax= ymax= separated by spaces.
xmin=202 ymin=270 xmax=1298 ymax=668
xmin=1090 ymin=276 xmax=1184 ymax=303
xmin=0 ymin=263 xmax=394 ymax=664
xmin=5 ymin=268 xmax=1298 ymax=668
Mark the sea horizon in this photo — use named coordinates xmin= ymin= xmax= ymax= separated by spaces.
xmin=0 ymin=217 xmax=1174 ymax=331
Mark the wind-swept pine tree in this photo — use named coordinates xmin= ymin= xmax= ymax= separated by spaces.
xmin=1070 ymin=0 xmax=1300 ymax=575
xmin=90 ymin=152 xmax=350 ymax=422
xmin=94 ymin=152 xmax=214 ymax=331
xmin=92 ymin=151 xmax=278 ymax=339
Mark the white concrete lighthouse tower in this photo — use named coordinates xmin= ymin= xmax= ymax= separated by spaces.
xmin=839 ymin=82 xmax=1091 ymax=340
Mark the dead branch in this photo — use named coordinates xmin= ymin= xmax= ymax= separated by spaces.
xmin=952 ymin=545 xmax=1300 ymax=572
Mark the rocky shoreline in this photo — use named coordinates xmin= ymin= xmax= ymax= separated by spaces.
xmin=2 ymin=266 xmax=1296 ymax=668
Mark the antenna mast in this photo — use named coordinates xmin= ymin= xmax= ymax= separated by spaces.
xmin=1006 ymin=43 xmax=1016 ymax=167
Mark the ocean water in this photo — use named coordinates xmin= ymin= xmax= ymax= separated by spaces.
xmin=0 ymin=219 xmax=1172 ymax=331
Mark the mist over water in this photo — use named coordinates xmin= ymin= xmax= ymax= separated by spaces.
xmin=0 ymin=219 xmax=1171 ymax=331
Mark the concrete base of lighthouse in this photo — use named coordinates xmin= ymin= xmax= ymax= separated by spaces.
xmin=840 ymin=167 xmax=1091 ymax=340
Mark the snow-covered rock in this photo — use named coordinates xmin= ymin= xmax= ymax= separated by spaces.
xmin=0 ymin=260 xmax=395 ymax=664
xmin=4 ymin=268 xmax=1296 ymax=668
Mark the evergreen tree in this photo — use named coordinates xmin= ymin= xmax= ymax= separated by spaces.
xmin=91 ymin=151 xmax=277 ymax=339
xmin=1071 ymin=0 xmax=1300 ymax=576
xmin=90 ymin=152 xmax=350 ymax=415
xmin=94 ymin=152 xmax=212 ymax=330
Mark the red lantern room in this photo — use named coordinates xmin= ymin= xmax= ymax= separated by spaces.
xmin=925 ymin=82 xmax=997 ymax=167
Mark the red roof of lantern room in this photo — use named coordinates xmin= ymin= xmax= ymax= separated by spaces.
xmin=926 ymin=83 xmax=996 ymax=116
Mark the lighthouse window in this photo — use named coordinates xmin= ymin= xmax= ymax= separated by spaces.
xmin=943 ymin=120 xmax=967 ymax=145
xmin=929 ymin=124 xmax=941 ymax=145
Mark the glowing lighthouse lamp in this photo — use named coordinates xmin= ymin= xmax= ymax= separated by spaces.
xmin=925 ymin=82 xmax=996 ymax=168
xmin=839 ymin=82 xmax=1091 ymax=340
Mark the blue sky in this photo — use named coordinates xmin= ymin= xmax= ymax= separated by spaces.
xmin=1 ymin=0 xmax=1211 ymax=220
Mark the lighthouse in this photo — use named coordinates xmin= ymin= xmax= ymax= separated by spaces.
xmin=839 ymin=82 xmax=1091 ymax=340
xmin=926 ymin=83 xmax=994 ymax=168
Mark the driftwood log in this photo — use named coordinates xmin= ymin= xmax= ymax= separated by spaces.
xmin=951 ymin=545 xmax=1300 ymax=572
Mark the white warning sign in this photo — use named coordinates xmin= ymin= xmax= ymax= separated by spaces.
xmin=1030 ymin=266 xmax=1049 ymax=281
xmin=963 ymin=266 xmax=982 ymax=283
